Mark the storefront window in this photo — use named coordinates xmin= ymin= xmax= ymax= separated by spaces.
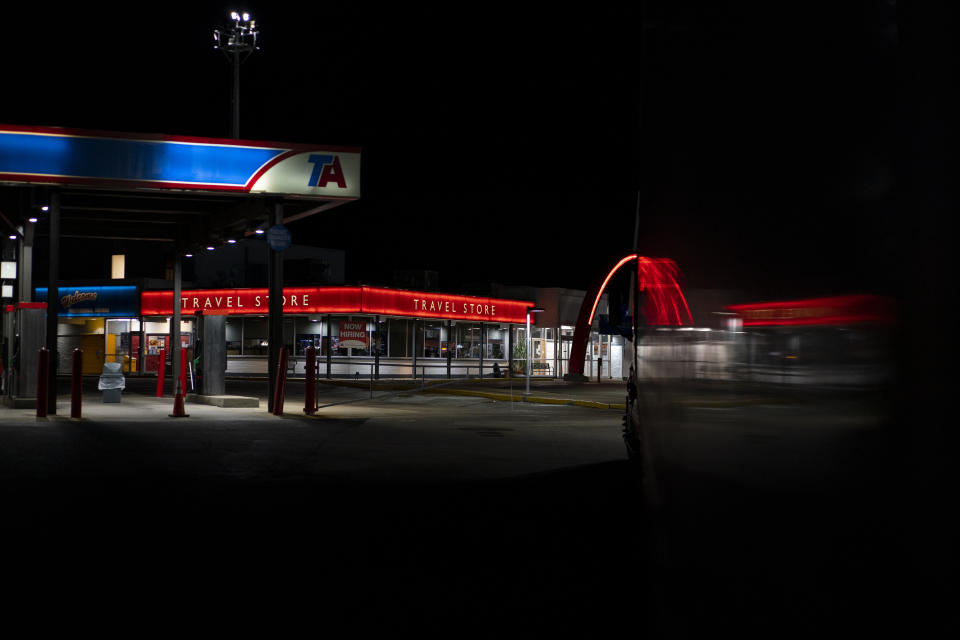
xmin=141 ymin=318 xmax=193 ymax=373
xmin=373 ymin=318 xmax=387 ymax=357
xmin=511 ymin=326 xmax=527 ymax=375
xmin=327 ymin=318 xmax=345 ymax=356
xmin=485 ymin=325 xmax=507 ymax=359
xmin=105 ymin=318 xmax=141 ymax=373
xmin=294 ymin=317 xmax=324 ymax=356
xmin=225 ymin=318 xmax=242 ymax=355
xmin=139 ymin=311 xmax=523 ymax=365
xmin=440 ymin=323 xmax=452 ymax=358
xmin=532 ymin=330 xmax=547 ymax=363
xmin=422 ymin=322 xmax=442 ymax=358
xmin=455 ymin=323 xmax=482 ymax=358
xmin=283 ymin=317 xmax=296 ymax=353
xmin=243 ymin=318 xmax=268 ymax=355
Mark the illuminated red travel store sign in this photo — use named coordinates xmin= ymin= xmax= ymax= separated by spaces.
xmin=141 ymin=287 xmax=362 ymax=316
xmin=360 ymin=287 xmax=533 ymax=324
xmin=141 ymin=286 xmax=535 ymax=324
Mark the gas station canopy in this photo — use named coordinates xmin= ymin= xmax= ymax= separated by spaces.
xmin=0 ymin=124 xmax=361 ymax=249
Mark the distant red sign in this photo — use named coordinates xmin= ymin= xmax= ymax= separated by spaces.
xmin=727 ymin=295 xmax=898 ymax=327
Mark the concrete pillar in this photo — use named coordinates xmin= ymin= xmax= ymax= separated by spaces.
xmin=267 ymin=202 xmax=284 ymax=412
xmin=18 ymin=221 xmax=33 ymax=303
xmin=507 ymin=324 xmax=513 ymax=378
xmin=201 ymin=314 xmax=226 ymax=395
xmin=325 ymin=315 xmax=332 ymax=378
xmin=374 ymin=315 xmax=380 ymax=380
xmin=172 ymin=251 xmax=181 ymax=397
xmin=45 ymin=190 xmax=59 ymax=414
xmin=18 ymin=306 xmax=45 ymax=399
xmin=411 ymin=318 xmax=418 ymax=378
xmin=479 ymin=322 xmax=485 ymax=379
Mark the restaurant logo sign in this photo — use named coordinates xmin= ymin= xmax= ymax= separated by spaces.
xmin=35 ymin=285 xmax=139 ymax=317
xmin=61 ymin=290 xmax=98 ymax=309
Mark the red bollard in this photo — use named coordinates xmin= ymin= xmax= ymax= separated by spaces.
xmin=156 ymin=348 xmax=166 ymax=397
xmin=71 ymin=348 xmax=83 ymax=419
xmin=304 ymin=345 xmax=316 ymax=415
xmin=36 ymin=347 xmax=49 ymax=418
xmin=273 ymin=347 xmax=289 ymax=416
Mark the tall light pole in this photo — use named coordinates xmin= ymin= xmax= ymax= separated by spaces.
xmin=214 ymin=11 xmax=260 ymax=139
xmin=526 ymin=306 xmax=544 ymax=395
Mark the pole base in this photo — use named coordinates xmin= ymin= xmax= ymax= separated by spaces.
xmin=562 ymin=373 xmax=589 ymax=382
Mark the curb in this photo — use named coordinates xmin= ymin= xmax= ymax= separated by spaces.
xmin=423 ymin=387 xmax=625 ymax=410
xmin=244 ymin=377 xmax=628 ymax=410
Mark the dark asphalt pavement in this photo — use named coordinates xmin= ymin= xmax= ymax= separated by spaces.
xmin=1 ymin=375 xmax=951 ymax=637
xmin=2 ymin=376 xmax=646 ymax=636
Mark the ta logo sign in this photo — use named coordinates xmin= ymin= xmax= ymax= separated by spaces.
xmin=307 ymin=154 xmax=347 ymax=188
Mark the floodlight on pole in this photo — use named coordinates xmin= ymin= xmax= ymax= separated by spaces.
xmin=525 ymin=307 xmax=544 ymax=395
xmin=213 ymin=11 xmax=260 ymax=139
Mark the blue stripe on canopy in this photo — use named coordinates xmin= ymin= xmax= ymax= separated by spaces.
xmin=0 ymin=132 xmax=284 ymax=185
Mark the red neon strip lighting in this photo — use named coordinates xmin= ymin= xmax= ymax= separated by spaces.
xmin=140 ymin=287 xmax=363 ymax=316
xmin=588 ymin=254 xmax=637 ymax=326
xmin=586 ymin=255 xmax=692 ymax=328
xmin=139 ymin=286 xmax=533 ymax=323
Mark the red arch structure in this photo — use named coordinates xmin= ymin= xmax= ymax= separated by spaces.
xmin=564 ymin=254 xmax=692 ymax=379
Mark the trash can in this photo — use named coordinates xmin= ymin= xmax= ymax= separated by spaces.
xmin=99 ymin=361 xmax=126 ymax=403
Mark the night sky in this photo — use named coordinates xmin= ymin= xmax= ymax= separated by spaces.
xmin=1 ymin=2 xmax=945 ymax=300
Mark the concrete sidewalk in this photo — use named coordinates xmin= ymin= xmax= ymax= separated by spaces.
xmin=2 ymin=373 xmax=817 ymax=423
